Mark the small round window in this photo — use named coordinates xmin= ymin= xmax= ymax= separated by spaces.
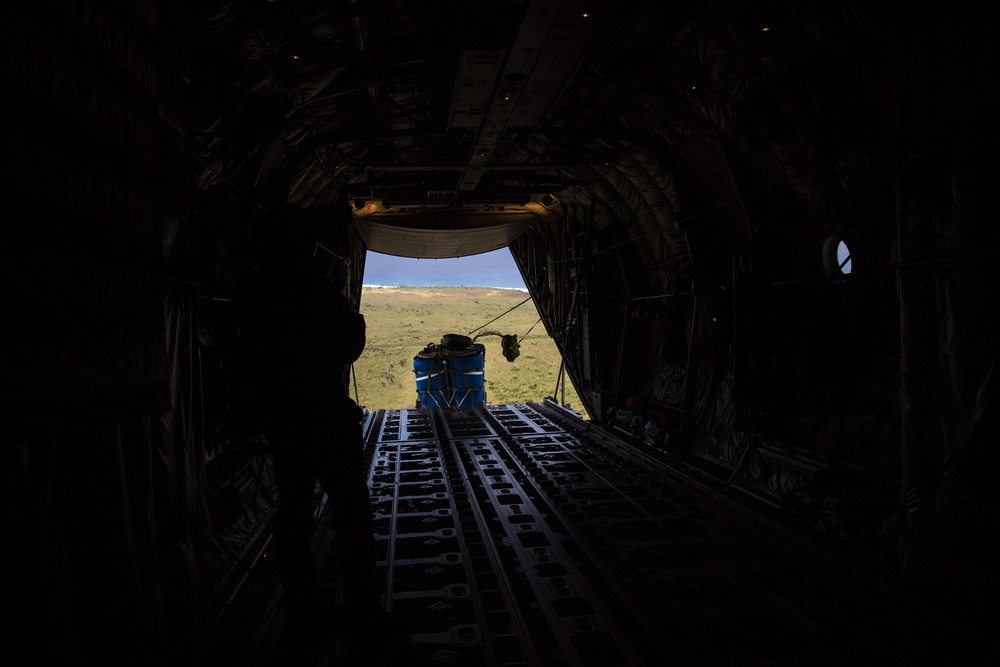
xmin=836 ymin=240 xmax=852 ymax=273
xmin=823 ymin=235 xmax=853 ymax=276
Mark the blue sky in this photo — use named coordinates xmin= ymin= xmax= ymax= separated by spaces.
xmin=363 ymin=248 xmax=526 ymax=289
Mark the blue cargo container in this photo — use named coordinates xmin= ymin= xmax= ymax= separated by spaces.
xmin=414 ymin=343 xmax=486 ymax=408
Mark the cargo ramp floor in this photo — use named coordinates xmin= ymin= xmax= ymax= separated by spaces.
xmin=208 ymin=401 xmax=998 ymax=666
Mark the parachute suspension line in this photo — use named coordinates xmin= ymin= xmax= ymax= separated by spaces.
xmin=471 ymin=330 xmax=505 ymax=343
xmin=553 ymin=358 xmax=565 ymax=404
xmin=351 ymin=363 xmax=359 ymax=405
xmin=467 ymin=295 xmax=532 ymax=336
xmin=561 ymin=365 xmax=566 ymax=406
xmin=519 ymin=317 xmax=542 ymax=343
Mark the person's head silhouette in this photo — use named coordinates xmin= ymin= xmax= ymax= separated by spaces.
xmin=249 ymin=203 xmax=316 ymax=266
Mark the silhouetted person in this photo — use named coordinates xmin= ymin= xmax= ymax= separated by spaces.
xmin=226 ymin=204 xmax=378 ymax=639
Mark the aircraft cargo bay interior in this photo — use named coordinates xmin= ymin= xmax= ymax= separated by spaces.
xmin=4 ymin=1 xmax=998 ymax=665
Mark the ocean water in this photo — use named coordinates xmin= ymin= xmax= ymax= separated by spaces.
xmin=362 ymin=249 xmax=527 ymax=290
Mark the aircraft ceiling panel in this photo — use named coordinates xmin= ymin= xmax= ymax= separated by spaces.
xmin=446 ymin=50 xmax=507 ymax=130
xmin=357 ymin=217 xmax=536 ymax=259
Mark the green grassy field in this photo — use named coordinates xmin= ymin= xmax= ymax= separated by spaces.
xmin=352 ymin=286 xmax=587 ymax=418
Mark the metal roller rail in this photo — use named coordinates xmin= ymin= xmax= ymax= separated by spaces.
xmin=370 ymin=408 xmax=536 ymax=665
xmin=366 ymin=407 xmax=659 ymax=665
xmin=528 ymin=400 xmax=995 ymax=663
xmin=214 ymin=403 xmax=997 ymax=666
xmin=361 ymin=403 xmax=995 ymax=665
xmin=476 ymin=403 xmax=834 ymax=665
